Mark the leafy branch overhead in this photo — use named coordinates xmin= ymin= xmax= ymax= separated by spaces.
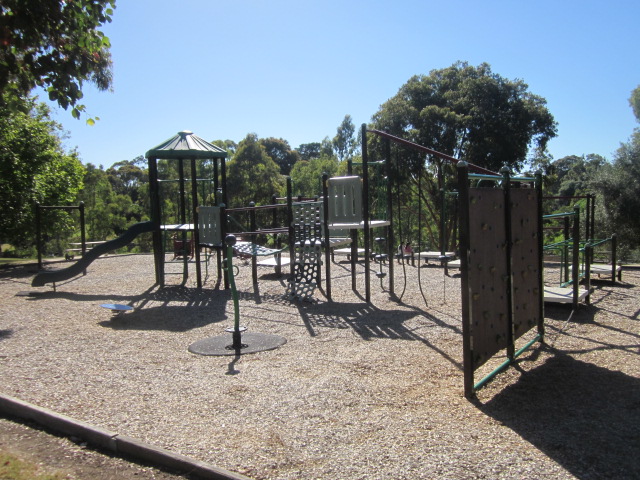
xmin=0 ymin=0 xmax=115 ymax=122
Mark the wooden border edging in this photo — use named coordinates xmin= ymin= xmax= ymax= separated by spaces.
xmin=0 ymin=394 xmax=252 ymax=480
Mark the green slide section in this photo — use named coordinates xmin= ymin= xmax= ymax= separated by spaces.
xmin=32 ymin=221 xmax=155 ymax=287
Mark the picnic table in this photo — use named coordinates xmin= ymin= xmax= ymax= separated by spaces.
xmin=65 ymin=241 xmax=106 ymax=260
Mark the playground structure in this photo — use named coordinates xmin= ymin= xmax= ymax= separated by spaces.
xmin=28 ymin=126 xmax=630 ymax=400
xmin=542 ymin=206 xmax=591 ymax=309
xmin=31 ymin=128 xmax=462 ymax=302
xmin=543 ymin=194 xmax=621 ymax=284
xmin=146 ymin=130 xmax=229 ymax=289
xmin=457 ymin=165 xmax=545 ymax=397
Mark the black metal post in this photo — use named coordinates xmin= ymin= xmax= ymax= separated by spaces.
xmin=535 ymin=171 xmax=545 ymax=338
xmin=384 ymin=138 xmax=394 ymax=297
xmin=287 ymin=177 xmax=294 ymax=280
xmin=457 ymin=162 xmax=474 ymax=397
xmin=572 ymin=205 xmax=580 ymax=310
xmin=249 ymin=202 xmax=257 ymax=286
xmin=79 ymin=201 xmax=86 ymax=275
xmin=322 ymin=173 xmax=332 ymax=301
xmin=148 ymin=157 xmax=163 ymax=286
xmin=612 ymin=233 xmax=618 ymax=282
xmin=191 ymin=157 xmax=202 ymax=288
xmin=362 ymin=124 xmax=371 ymax=302
xmin=35 ymin=202 xmax=42 ymax=270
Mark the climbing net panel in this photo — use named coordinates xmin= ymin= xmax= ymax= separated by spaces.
xmin=286 ymin=201 xmax=323 ymax=301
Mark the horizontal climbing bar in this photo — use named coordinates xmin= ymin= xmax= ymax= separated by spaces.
xmin=543 ymin=211 xmax=576 ymax=219
xmin=473 ymin=334 xmax=542 ymax=392
xmin=225 ymin=203 xmax=289 ymax=213
xmin=469 ymin=173 xmax=536 ymax=182
xmin=588 ymin=237 xmax=613 ymax=248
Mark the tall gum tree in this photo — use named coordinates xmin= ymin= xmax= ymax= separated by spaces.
xmin=371 ymin=61 xmax=557 ymax=174
xmin=369 ymin=61 xmax=557 ymax=251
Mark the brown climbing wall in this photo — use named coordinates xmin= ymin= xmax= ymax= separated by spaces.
xmin=468 ymin=188 xmax=510 ymax=369
xmin=510 ymin=188 xmax=542 ymax=340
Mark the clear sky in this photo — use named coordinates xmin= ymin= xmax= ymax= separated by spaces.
xmin=38 ymin=0 xmax=640 ymax=169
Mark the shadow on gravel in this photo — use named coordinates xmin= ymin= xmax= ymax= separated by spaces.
xmin=479 ymin=353 xmax=640 ymax=479
xmin=23 ymin=284 xmax=233 ymax=332
xmin=291 ymin=300 xmax=463 ymax=370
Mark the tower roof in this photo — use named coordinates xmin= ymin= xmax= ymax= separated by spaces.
xmin=145 ymin=131 xmax=227 ymax=159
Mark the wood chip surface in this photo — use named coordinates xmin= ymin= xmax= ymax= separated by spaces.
xmin=1 ymin=255 xmax=638 ymax=479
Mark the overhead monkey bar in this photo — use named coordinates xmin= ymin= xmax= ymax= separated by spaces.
xmin=367 ymin=129 xmax=499 ymax=176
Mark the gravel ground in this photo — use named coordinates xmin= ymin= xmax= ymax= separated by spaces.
xmin=0 ymin=254 xmax=638 ymax=479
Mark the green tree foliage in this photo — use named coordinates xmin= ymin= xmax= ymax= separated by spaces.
xmin=297 ymin=142 xmax=322 ymax=161
xmin=371 ymin=61 xmax=557 ymax=174
xmin=333 ymin=114 xmax=357 ymax=161
xmin=546 ymin=154 xmax=607 ymax=200
xmin=591 ymin=129 xmax=640 ymax=255
xmin=226 ymin=133 xmax=285 ymax=207
xmin=259 ymin=137 xmax=300 ymax=175
xmin=289 ymin=155 xmax=340 ymax=197
xmin=296 ymin=139 xmax=334 ymax=161
xmin=107 ymin=157 xmax=147 ymax=204
xmin=629 ymin=85 xmax=640 ymax=123
xmin=0 ymin=97 xmax=84 ymax=252
xmin=369 ymin=62 xmax=557 ymax=251
xmin=592 ymin=141 xmax=640 ymax=254
xmin=211 ymin=139 xmax=238 ymax=156
xmin=77 ymin=162 xmax=151 ymax=251
xmin=0 ymin=0 xmax=115 ymax=121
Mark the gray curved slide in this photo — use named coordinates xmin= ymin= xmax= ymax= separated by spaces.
xmin=32 ymin=221 xmax=155 ymax=287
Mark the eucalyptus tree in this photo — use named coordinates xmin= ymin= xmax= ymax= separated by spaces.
xmin=372 ymin=62 xmax=557 ymax=171
xmin=260 ymin=137 xmax=300 ymax=175
xmin=333 ymin=114 xmax=357 ymax=162
xmin=226 ymin=133 xmax=285 ymax=207
xmin=370 ymin=61 xmax=557 ymax=250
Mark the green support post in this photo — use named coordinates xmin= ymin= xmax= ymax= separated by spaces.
xmin=225 ymin=235 xmax=242 ymax=349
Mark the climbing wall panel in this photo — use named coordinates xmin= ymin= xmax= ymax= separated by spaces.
xmin=510 ymin=188 xmax=542 ymax=340
xmin=468 ymin=188 xmax=509 ymax=369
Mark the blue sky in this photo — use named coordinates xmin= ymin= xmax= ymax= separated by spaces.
xmin=39 ymin=0 xmax=640 ymax=169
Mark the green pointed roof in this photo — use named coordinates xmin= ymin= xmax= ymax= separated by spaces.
xmin=145 ymin=130 xmax=227 ymax=159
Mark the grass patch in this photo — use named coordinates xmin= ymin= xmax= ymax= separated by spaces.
xmin=0 ymin=258 xmax=36 ymax=267
xmin=0 ymin=452 xmax=67 ymax=480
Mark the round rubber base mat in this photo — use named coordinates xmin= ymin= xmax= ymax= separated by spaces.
xmin=188 ymin=332 xmax=287 ymax=356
